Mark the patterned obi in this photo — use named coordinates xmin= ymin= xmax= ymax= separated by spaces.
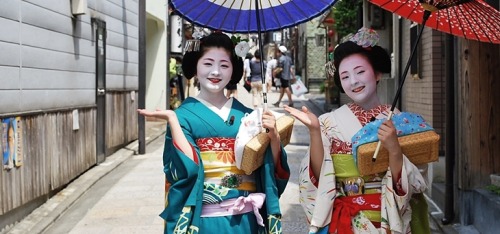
xmin=331 ymin=153 xmax=382 ymax=224
xmin=197 ymin=137 xmax=256 ymax=193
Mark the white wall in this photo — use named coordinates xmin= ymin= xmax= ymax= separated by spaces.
xmin=145 ymin=1 xmax=167 ymax=110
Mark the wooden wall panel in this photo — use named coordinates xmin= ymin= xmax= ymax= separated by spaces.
xmin=458 ymin=40 xmax=500 ymax=189
xmin=106 ymin=92 xmax=126 ymax=151
xmin=0 ymin=108 xmax=96 ymax=216
xmin=125 ymin=91 xmax=138 ymax=143
xmin=105 ymin=91 xmax=138 ymax=154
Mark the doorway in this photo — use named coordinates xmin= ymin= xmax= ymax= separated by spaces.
xmin=93 ymin=18 xmax=106 ymax=164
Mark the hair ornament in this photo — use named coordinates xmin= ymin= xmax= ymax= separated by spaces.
xmin=343 ymin=27 xmax=380 ymax=48
xmin=231 ymin=35 xmax=250 ymax=58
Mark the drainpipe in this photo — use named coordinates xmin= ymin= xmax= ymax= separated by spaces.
xmin=442 ymin=33 xmax=455 ymax=225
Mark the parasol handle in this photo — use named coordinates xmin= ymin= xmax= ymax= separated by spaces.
xmin=254 ymin=0 xmax=269 ymax=133
xmin=378 ymin=11 xmax=431 ymax=162
xmin=372 ymin=111 xmax=394 ymax=162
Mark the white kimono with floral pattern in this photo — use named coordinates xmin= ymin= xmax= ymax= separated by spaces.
xmin=299 ymin=104 xmax=427 ymax=233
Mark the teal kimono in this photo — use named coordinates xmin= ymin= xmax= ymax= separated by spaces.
xmin=160 ymin=97 xmax=290 ymax=234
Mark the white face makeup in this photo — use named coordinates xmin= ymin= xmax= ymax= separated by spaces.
xmin=196 ymin=47 xmax=233 ymax=94
xmin=338 ymin=53 xmax=381 ymax=109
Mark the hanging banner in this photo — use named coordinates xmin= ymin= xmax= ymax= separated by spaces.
xmin=14 ymin=117 xmax=23 ymax=167
xmin=170 ymin=15 xmax=183 ymax=53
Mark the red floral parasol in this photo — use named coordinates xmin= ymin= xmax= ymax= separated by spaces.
xmin=367 ymin=0 xmax=500 ymax=161
xmin=369 ymin=0 xmax=500 ymax=44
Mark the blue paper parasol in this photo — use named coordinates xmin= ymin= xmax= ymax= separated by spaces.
xmin=171 ymin=0 xmax=339 ymax=111
xmin=170 ymin=0 xmax=339 ymax=33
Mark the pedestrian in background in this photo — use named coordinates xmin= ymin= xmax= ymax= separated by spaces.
xmin=137 ymin=32 xmax=289 ymax=234
xmin=265 ymin=56 xmax=277 ymax=92
xmin=272 ymin=46 xmax=294 ymax=107
xmin=249 ymin=49 xmax=266 ymax=108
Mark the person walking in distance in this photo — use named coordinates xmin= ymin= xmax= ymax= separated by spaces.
xmin=249 ymin=50 xmax=266 ymax=108
xmin=265 ymin=56 xmax=278 ymax=92
xmin=272 ymin=46 xmax=293 ymax=107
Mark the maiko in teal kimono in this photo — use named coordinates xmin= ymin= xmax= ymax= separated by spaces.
xmin=160 ymin=97 xmax=290 ymax=234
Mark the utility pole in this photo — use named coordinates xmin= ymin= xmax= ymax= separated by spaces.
xmin=166 ymin=1 xmax=172 ymax=109
xmin=138 ymin=0 xmax=146 ymax=154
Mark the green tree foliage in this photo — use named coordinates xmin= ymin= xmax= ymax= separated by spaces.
xmin=333 ymin=0 xmax=361 ymax=39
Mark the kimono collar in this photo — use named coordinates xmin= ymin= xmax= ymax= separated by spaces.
xmin=194 ymin=97 xmax=234 ymax=121
xmin=347 ymin=102 xmax=391 ymax=126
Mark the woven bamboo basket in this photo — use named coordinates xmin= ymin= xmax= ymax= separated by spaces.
xmin=357 ymin=130 xmax=440 ymax=176
xmin=240 ymin=115 xmax=294 ymax=175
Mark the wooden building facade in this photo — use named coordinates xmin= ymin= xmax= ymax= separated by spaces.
xmin=0 ymin=0 xmax=139 ymax=230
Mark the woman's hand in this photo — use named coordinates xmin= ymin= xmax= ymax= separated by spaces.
xmin=137 ymin=109 xmax=177 ymax=122
xmin=262 ymin=110 xmax=279 ymax=141
xmin=284 ymin=105 xmax=320 ymax=132
xmin=378 ymin=120 xmax=403 ymax=181
xmin=284 ymin=105 xmax=324 ymax=178
xmin=377 ymin=120 xmax=402 ymax=156
xmin=138 ymin=108 xmax=193 ymax=160
xmin=262 ymin=110 xmax=282 ymax=167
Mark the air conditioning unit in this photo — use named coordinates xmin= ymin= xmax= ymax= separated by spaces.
xmin=71 ymin=0 xmax=87 ymax=16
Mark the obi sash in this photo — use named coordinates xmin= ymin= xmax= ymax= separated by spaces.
xmin=197 ymin=137 xmax=256 ymax=192
xmin=331 ymin=153 xmax=382 ymax=230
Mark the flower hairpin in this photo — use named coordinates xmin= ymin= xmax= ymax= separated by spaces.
xmin=231 ymin=35 xmax=250 ymax=58
xmin=348 ymin=27 xmax=380 ymax=48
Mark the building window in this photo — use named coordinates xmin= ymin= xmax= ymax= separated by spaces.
xmin=410 ymin=23 xmax=421 ymax=79
xmin=315 ymin=34 xmax=325 ymax=47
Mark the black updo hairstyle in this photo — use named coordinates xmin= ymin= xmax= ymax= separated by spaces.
xmin=333 ymin=41 xmax=391 ymax=93
xmin=182 ymin=32 xmax=244 ymax=86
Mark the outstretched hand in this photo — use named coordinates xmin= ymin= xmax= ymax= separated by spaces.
xmin=137 ymin=108 xmax=177 ymax=122
xmin=283 ymin=105 xmax=320 ymax=132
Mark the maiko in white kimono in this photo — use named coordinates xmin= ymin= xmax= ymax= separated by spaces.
xmin=299 ymin=103 xmax=427 ymax=234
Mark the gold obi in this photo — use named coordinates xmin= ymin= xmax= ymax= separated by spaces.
xmin=331 ymin=153 xmax=382 ymax=223
xmin=197 ymin=137 xmax=256 ymax=192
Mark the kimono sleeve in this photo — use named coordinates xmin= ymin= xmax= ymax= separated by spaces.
xmin=160 ymin=117 xmax=202 ymax=227
xmin=299 ymin=113 xmax=337 ymax=230
xmin=381 ymin=155 xmax=427 ymax=233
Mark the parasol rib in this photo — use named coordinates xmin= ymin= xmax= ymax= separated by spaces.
xmin=468 ymin=2 xmax=500 ymax=43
